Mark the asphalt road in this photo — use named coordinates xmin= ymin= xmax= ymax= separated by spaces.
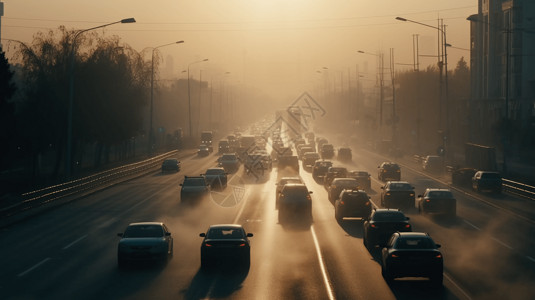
xmin=1 ymin=143 xmax=534 ymax=300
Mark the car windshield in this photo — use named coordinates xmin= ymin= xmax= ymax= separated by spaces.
xmin=221 ymin=155 xmax=237 ymax=161
xmin=207 ymin=227 xmax=245 ymax=239
xmin=427 ymin=191 xmax=454 ymax=198
xmin=206 ymin=169 xmax=224 ymax=175
xmin=372 ymin=211 xmax=407 ymax=221
xmin=388 ymin=183 xmax=412 ymax=190
xmin=123 ymin=225 xmax=164 ymax=238
xmin=395 ymin=237 xmax=436 ymax=249
xmin=184 ymin=178 xmax=206 ymax=186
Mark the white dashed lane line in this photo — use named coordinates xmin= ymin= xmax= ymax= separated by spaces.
xmin=63 ymin=235 xmax=88 ymax=250
xmin=18 ymin=257 xmax=51 ymax=277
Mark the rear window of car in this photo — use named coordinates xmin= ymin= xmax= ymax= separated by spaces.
xmin=372 ymin=211 xmax=406 ymax=221
xmin=388 ymin=183 xmax=412 ymax=190
xmin=335 ymin=179 xmax=358 ymax=186
xmin=282 ymin=186 xmax=309 ymax=197
xmin=124 ymin=225 xmax=164 ymax=238
xmin=206 ymin=169 xmax=224 ymax=175
xmin=383 ymin=164 xmax=400 ymax=170
xmin=316 ymin=162 xmax=332 ymax=167
xmin=184 ymin=178 xmax=206 ymax=186
xmin=221 ymin=155 xmax=237 ymax=160
xmin=427 ymin=191 xmax=454 ymax=198
xmin=343 ymin=193 xmax=368 ymax=202
xmin=207 ymin=228 xmax=245 ymax=239
xmin=395 ymin=237 xmax=435 ymax=249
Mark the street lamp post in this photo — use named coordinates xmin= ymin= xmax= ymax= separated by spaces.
xmin=148 ymin=40 xmax=184 ymax=155
xmin=66 ymin=18 xmax=135 ymax=179
xmin=187 ymin=58 xmax=208 ymax=138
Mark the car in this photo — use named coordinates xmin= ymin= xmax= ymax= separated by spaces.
xmin=298 ymin=146 xmax=315 ymax=160
xmin=347 ymin=170 xmax=371 ymax=190
xmin=302 ymin=152 xmax=320 ymax=168
xmin=161 ymin=158 xmax=180 ymax=173
xmin=218 ymin=140 xmax=230 ymax=153
xmin=117 ymin=222 xmax=173 ymax=267
xmin=199 ymin=224 xmax=253 ymax=270
xmin=337 ymin=147 xmax=352 ymax=161
xmin=451 ymin=167 xmax=477 ymax=186
xmin=277 ymin=155 xmax=299 ymax=175
xmin=218 ymin=153 xmax=240 ymax=173
xmin=363 ymin=208 xmax=411 ymax=248
xmin=277 ymin=183 xmax=313 ymax=224
xmin=381 ymin=232 xmax=443 ymax=285
xmin=380 ymin=181 xmax=415 ymax=209
xmin=312 ymin=160 xmax=333 ymax=181
xmin=378 ymin=162 xmax=401 ymax=181
xmin=416 ymin=188 xmax=456 ymax=216
xmin=304 ymin=132 xmax=315 ymax=143
xmin=202 ymin=168 xmax=228 ymax=190
xmin=275 ymin=176 xmax=303 ymax=209
xmin=334 ymin=189 xmax=372 ymax=222
xmin=320 ymin=144 xmax=335 ymax=159
xmin=198 ymin=144 xmax=211 ymax=156
xmin=180 ymin=176 xmax=210 ymax=202
xmin=328 ymin=178 xmax=360 ymax=202
xmin=324 ymin=166 xmax=348 ymax=187
xmin=472 ymin=171 xmax=502 ymax=193
xmin=422 ymin=155 xmax=443 ymax=173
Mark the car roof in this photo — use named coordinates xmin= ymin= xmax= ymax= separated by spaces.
xmin=282 ymin=183 xmax=307 ymax=188
xmin=206 ymin=167 xmax=225 ymax=171
xmin=332 ymin=178 xmax=358 ymax=182
xmin=425 ymin=188 xmax=451 ymax=192
xmin=208 ymin=224 xmax=244 ymax=229
xmin=128 ymin=222 xmax=164 ymax=226
xmin=279 ymin=176 xmax=301 ymax=181
xmin=396 ymin=232 xmax=429 ymax=238
xmin=374 ymin=208 xmax=404 ymax=213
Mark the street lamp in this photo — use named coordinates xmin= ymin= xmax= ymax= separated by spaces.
xmin=148 ymin=40 xmax=184 ymax=155
xmin=187 ymin=58 xmax=208 ymax=138
xmin=66 ymin=18 xmax=135 ymax=179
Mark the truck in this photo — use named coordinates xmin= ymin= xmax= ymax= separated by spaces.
xmin=201 ymin=131 xmax=214 ymax=152
xmin=465 ymin=143 xmax=497 ymax=171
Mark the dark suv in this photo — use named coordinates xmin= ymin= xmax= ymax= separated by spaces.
xmin=320 ymin=144 xmax=335 ymax=159
xmin=378 ymin=162 xmax=401 ymax=181
xmin=472 ymin=171 xmax=502 ymax=193
xmin=180 ymin=176 xmax=210 ymax=203
xmin=312 ymin=160 xmax=333 ymax=181
xmin=324 ymin=167 xmax=348 ymax=187
xmin=334 ymin=189 xmax=372 ymax=222
xmin=363 ymin=209 xmax=411 ymax=248
xmin=278 ymin=183 xmax=313 ymax=224
xmin=417 ymin=188 xmax=456 ymax=216
xmin=380 ymin=181 xmax=415 ymax=209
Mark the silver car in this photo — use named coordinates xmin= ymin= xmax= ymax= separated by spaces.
xmin=117 ymin=222 xmax=173 ymax=267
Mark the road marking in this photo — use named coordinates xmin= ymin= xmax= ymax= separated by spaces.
xmin=63 ymin=235 xmax=88 ymax=250
xmin=490 ymin=236 xmax=513 ymax=250
xmin=18 ymin=257 xmax=51 ymax=277
xmin=463 ymin=220 xmax=481 ymax=231
xmin=310 ymin=225 xmax=336 ymax=300
xmin=444 ymin=272 xmax=472 ymax=300
xmin=527 ymin=256 xmax=535 ymax=263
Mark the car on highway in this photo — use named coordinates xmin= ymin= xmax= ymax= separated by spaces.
xmin=334 ymin=189 xmax=372 ymax=222
xmin=320 ymin=144 xmax=335 ymax=159
xmin=275 ymin=176 xmax=303 ymax=209
xmin=324 ymin=166 xmax=348 ymax=187
xmin=451 ymin=167 xmax=477 ymax=186
xmin=472 ymin=171 xmax=502 ymax=193
xmin=297 ymin=145 xmax=315 ymax=160
xmin=218 ymin=153 xmax=240 ymax=173
xmin=198 ymin=144 xmax=211 ymax=157
xmin=202 ymin=168 xmax=228 ymax=190
xmin=312 ymin=160 xmax=333 ymax=181
xmin=218 ymin=140 xmax=230 ymax=154
xmin=277 ymin=155 xmax=299 ymax=175
xmin=161 ymin=158 xmax=180 ymax=173
xmin=337 ymin=147 xmax=352 ymax=162
xmin=199 ymin=224 xmax=253 ymax=270
xmin=302 ymin=152 xmax=320 ymax=168
xmin=416 ymin=188 xmax=456 ymax=217
xmin=180 ymin=176 xmax=210 ymax=202
xmin=117 ymin=222 xmax=173 ymax=267
xmin=363 ymin=208 xmax=411 ymax=248
xmin=378 ymin=162 xmax=401 ymax=181
xmin=380 ymin=181 xmax=415 ymax=209
xmin=422 ymin=155 xmax=443 ymax=173
xmin=347 ymin=170 xmax=371 ymax=190
xmin=328 ymin=178 xmax=360 ymax=202
xmin=381 ymin=232 xmax=443 ymax=286
xmin=277 ymin=183 xmax=313 ymax=224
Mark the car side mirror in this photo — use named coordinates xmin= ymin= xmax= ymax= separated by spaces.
xmin=165 ymin=232 xmax=171 ymax=236
xmin=309 ymin=191 xmax=313 ymax=194
xmin=179 ymin=184 xmax=183 ymax=186
xmin=417 ymin=195 xmax=422 ymax=198
xmin=199 ymin=233 xmax=206 ymax=237
xmin=380 ymin=186 xmax=384 ymax=189
xmin=435 ymin=244 xmax=441 ymax=248
xmin=247 ymin=233 xmax=254 ymax=237
xmin=406 ymin=217 xmax=410 ymax=220
xmin=117 ymin=233 xmax=123 ymax=237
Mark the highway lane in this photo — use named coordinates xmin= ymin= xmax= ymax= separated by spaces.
xmin=1 ymin=143 xmax=534 ymax=299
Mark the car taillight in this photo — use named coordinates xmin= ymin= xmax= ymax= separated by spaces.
xmin=405 ymin=224 xmax=411 ymax=228
xmin=239 ymin=243 xmax=246 ymax=247
xmin=410 ymin=193 xmax=414 ymax=197
xmin=391 ymin=253 xmax=399 ymax=258
xmin=426 ymin=199 xmax=431 ymax=202
xmin=435 ymin=254 xmax=442 ymax=258
xmin=370 ymin=224 xmax=377 ymax=228
xmin=332 ymin=185 xmax=337 ymax=189
xmin=307 ymin=195 xmax=311 ymax=200
xmin=205 ymin=243 xmax=212 ymax=247
xmin=340 ymin=201 xmax=345 ymax=205
xmin=365 ymin=201 xmax=370 ymax=206
xmin=386 ymin=192 xmax=391 ymax=196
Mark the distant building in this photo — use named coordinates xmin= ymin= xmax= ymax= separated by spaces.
xmin=468 ymin=0 xmax=535 ymax=144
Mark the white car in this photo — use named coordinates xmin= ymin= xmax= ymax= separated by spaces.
xmin=117 ymin=222 xmax=173 ymax=267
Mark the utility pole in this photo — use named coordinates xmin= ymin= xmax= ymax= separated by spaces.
xmin=390 ymin=48 xmax=397 ymax=145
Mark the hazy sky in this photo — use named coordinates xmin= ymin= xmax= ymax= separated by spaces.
xmin=1 ymin=0 xmax=477 ymax=101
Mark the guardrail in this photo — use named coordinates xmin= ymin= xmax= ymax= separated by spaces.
xmin=0 ymin=151 xmax=179 ymax=222
xmin=502 ymin=179 xmax=535 ymax=200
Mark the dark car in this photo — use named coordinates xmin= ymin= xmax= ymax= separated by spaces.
xmin=117 ymin=222 xmax=173 ymax=267
xmin=199 ymin=224 xmax=253 ymax=270
xmin=302 ymin=152 xmax=320 ymax=168
xmin=378 ymin=162 xmax=401 ymax=181
xmin=422 ymin=155 xmax=443 ymax=173
xmin=363 ymin=209 xmax=411 ymax=248
xmin=324 ymin=167 xmax=348 ymax=187
xmin=381 ymin=232 xmax=443 ymax=286
xmin=198 ymin=144 xmax=211 ymax=156
xmin=218 ymin=153 xmax=240 ymax=173
xmin=347 ymin=170 xmax=371 ymax=190
xmin=380 ymin=181 xmax=415 ymax=209
xmin=161 ymin=158 xmax=180 ymax=173
xmin=451 ymin=167 xmax=477 ymax=186
xmin=334 ymin=189 xmax=372 ymax=222
xmin=202 ymin=168 xmax=228 ymax=190
xmin=275 ymin=176 xmax=303 ymax=209
xmin=416 ymin=188 xmax=456 ymax=216
xmin=320 ymin=144 xmax=335 ymax=159
xmin=180 ymin=176 xmax=210 ymax=202
xmin=278 ymin=183 xmax=313 ymax=224
xmin=472 ymin=171 xmax=502 ymax=193
xmin=277 ymin=155 xmax=299 ymax=175
xmin=297 ymin=146 xmax=315 ymax=160
xmin=337 ymin=147 xmax=352 ymax=162
xmin=312 ymin=160 xmax=333 ymax=180
xmin=218 ymin=140 xmax=230 ymax=154
xmin=328 ymin=178 xmax=360 ymax=202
